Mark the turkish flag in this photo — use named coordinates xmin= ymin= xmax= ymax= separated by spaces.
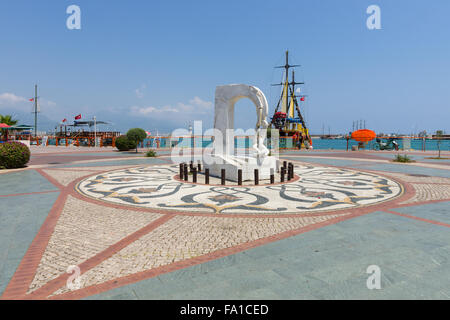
xmin=300 ymin=97 xmax=305 ymax=101
xmin=62 ymin=118 xmax=67 ymax=123
xmin=29 ymin=98 xmax=34 ymax=102
xmin=75 ymin=114 xmax=82 ymax=120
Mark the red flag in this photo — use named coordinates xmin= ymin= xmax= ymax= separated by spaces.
xmin=300 ymin=97 xmax=305 ymax=102
xmin=29 ymin=98 xmax=34 ymax=102
xmin=62 ymin=118 xmax=67 ymax=123
xmin=75 ymin=114 xmax=82 ymax=120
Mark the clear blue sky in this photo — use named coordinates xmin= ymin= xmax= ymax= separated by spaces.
xmin=0 ymin=0 xmax=449 ymax=135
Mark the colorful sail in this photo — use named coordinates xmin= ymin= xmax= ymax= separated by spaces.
xmin=289 ymin=92 xmax=295 ymax=118
xmin=281 ymin=77 xmax=289 ymax=113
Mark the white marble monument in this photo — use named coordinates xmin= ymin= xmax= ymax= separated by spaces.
xmin=203 ymin=84 xmax=279 ymax=182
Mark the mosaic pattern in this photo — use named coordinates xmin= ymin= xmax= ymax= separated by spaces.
xmin=52 ymin=213 xmax=349 ymax=294
xmin=27 ymin=196 xmax=162 ymax=293
xmin=76 ymin=164 xmax=403 ymax=214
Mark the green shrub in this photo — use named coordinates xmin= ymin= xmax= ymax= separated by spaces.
xmin=115 ymin=135 xmax=137 ymax=151
xmin=145 ymin=150 xmax=157 ymax=157
xmin=126 ymin=128 xmax=147 ymax=153
xmin=0 ymin=142 xmax=31 ymax=169
xmin=393 ymin=154 xmax=414 ymax=163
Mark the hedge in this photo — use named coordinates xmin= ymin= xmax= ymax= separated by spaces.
xmin=0 ymin=141 xmax=31 ymax=169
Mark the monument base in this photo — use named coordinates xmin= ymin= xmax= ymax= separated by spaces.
xmin=203 ymin=154 xmax=279 ymax=182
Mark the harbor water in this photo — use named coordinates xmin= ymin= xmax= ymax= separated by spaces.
xmin=140 ymin=137 xmax=449 ymax=151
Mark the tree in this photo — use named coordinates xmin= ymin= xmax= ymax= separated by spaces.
xmin=126 ymin=128 xmax=147 ymax=153
xmin=0 ymin=114 xmax=18 ymax=140
xmin=0 ymin=115 xmax=18 ymax=125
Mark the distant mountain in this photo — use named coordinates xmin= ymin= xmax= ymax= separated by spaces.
xmin=0 ymin=105 xmax=214 ymax=135
xmin=0 ymin=107 xmax=59 ymax=132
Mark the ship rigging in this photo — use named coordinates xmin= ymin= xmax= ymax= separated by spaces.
xmin=270 ymin=51 xmax=312 ymax=149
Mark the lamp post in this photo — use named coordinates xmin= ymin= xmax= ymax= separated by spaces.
xmin=93 ymin=116 xmax=97 ymax=147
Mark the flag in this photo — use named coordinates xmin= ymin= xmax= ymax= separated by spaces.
xmin=29 ymin=98 xmax=34 ymax=102
xmin=300 ymin=97 xmax=305 ymax=102
xmin=62 ymin=118 xmax=67 ymax=123
xmin=75 ymin=114 xmax=82 ymax=120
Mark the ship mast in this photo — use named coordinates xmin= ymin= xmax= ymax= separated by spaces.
xmin=33 ymin=84 xmax=39 ymax=137
xmin=270 ymin=50 xmax=311 ymax=140
xmin=272 ymin=51 xmax=301 ymax=115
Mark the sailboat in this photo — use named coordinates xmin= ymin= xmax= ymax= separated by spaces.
xmin=270 ymin=51 xmax=312 ymax=149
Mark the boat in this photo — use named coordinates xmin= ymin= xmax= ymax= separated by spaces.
xmin=270 ymin=51 xmax=312 ymax=149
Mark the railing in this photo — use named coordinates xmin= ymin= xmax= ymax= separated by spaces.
xmin=21 ymin=135 xmax=450 ymax=151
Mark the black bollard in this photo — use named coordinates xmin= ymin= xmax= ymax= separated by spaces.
xmin=221 ymin=169 xmax=226 ymax=185
xmin=179 ymin=163 xmax=183 ymax=178
xmin=283 ymin=161 xmax=287 ymax=170
xmin=238 ymin=169 xmax=242 ymax=186
xmin=288 ymin=162 xmax=293 ymax=181
xmin=189 ymin=161 xmax=194 ymax=172
xmin=270 ymin=168 xmax=275 ymax=184
xmin=197 ymin=162 xmax=202 ymax=172
xmin=183 ymin=164 xmax=188 ymax=181
xmin=205 ymin=168 xmax=210 ymax=185
xmin=193 ymin=167 xmax=197 ymax=183
xmin=254 ymin=169 xmax=259 ymax=185
xmin=281 ymin=167 xmax=285 ymax=183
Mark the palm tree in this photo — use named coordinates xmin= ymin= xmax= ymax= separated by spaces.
xmin=0 ymin=114 xmax=18 ymax=141
xmin=0 ymin=114 xmax=18 ymax=126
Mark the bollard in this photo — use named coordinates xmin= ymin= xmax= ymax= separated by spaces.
xmin=281 ymin=167 xmax=285 ymax=183
xmin=270 ymin=168 xmax=275 ymax=184
xmin=221 ymin=169 xmax=226 ymax=185
xmin=283 ymin=161 xmax=287 ymax=170
xmin=189 ymin=161 xmax=194 ymax=172
xmin=254 ymin=169 xmax=259 ymax=185
xmin=205 ymin=168 xmax=210 ymax=185
xmin=288 ymin=162 xmax=293 ymax=181
xmin=238 ymin=169 xmax=243 ymax=186
xmin=193 ymin=167 xmax=197 ymax=183
xmin=179 ymin=163 xmax=183 ymax=177
xmin=183 ymin=164 xmax=188 ymax=181
xmin=197 ymin=162 xmax=202 ymax=172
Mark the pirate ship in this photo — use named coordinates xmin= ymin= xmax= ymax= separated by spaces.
xmin=270 ymin=51 xmax=312 ymax=148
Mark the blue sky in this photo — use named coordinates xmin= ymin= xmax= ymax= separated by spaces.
xmin=0 ymin=0 xmax=449 ymax=135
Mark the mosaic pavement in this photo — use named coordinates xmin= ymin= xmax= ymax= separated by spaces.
xmin=1 ymin=149 xmax=449 ymax=300
xmin=76 ymin=164 xmax=403 ymax=214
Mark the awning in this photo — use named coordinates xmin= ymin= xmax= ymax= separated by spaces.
xmin=9 ymin=124 xmax=34 ymax=130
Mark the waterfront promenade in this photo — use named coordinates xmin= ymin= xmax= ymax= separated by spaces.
xmin=1 ymin=146 xmax=449 ymax=299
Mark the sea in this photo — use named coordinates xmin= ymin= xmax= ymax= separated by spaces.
xmin=310 ymin=138 xmax=450 ymax=151
xmin=141 ymin=137 xmax=450 ymax=151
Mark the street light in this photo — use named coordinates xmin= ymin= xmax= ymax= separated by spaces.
xmin=93 ymin=116 xmax=97 ymax=147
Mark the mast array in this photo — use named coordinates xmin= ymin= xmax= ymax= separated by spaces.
xmin=270 ymin=51 xmax=311 ymax=148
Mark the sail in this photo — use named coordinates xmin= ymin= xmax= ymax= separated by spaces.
xmin=281 ymin=74 xmax=289 ymax=113
xmin=288 ymin=92 xmax=295 ymax=118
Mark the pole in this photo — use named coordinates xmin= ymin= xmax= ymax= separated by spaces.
xmin=94 ymin=116 xmax=97 ymax=147
xmin=34 ymin=84 xmax=38 ymax=137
